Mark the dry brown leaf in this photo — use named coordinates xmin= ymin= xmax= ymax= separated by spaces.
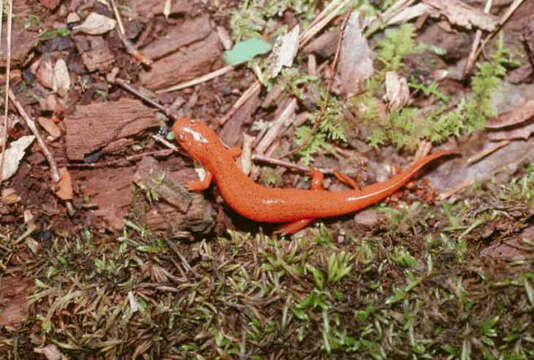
xmin=388 ymin=3 xmax=429 ymax=25
xmin=424 ymin=0 xmax=497 ymax=31
xmin=385 ymin=71 xmax=410 ymax=110
xmin=53 ymin=58 xmax=71 ymax=97
xmin=486 ymin=100 xmax=534 ymax=128
xmin=35 ymin=57 xmax=54 ymax=89
xmin=0 ymin=135 xmax=35 ymax=182
xmin=37 ymin=117 xmax=62 ymax=138
xmin=74 ymin=12 xmax=116 ymax=35
xmin=488 ymin=122 xmax=534 ymax=140
xmin=1 ymin=188 xmax=20 ymax=205
xmin=55 ymin=167 xmax=74 ymax=200
xmin=336 ymin=11 xmax=374 ymax=97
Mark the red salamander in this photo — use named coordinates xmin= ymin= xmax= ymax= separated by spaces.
xmin=173 ymin=118 xmax=457 ymax=234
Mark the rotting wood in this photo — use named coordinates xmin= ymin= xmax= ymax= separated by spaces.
xmin=64 ymin=98 xmax=159 ymax=160
xmin=133 ymin=156 xmax=192 ymax=212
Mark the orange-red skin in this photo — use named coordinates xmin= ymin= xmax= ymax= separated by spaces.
xmin=173 ymin=119 xmax=456 ymax=224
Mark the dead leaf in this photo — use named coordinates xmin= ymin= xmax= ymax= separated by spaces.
xmin=385 ymin=71 xmax=410 ymax=110
xmin=2 ymin=188 xmax=20 ymax=204
xmin=35 ymin=57 xmax=55 ymax=89
xmin=55 ymin=167 xmax=73 ymax=200
xmin=34 ymin=344 xmax=68 ymax=360
xmin=335 ymin=11 xmax=374 ymax=97
xmin=0 ymin=135 xmax=35 ymax=182
xmin=53 ymin=58 xmax=71 ymax=97
xmin=268 ymin=25 xmax=300 ymax=78
xmin=0 ymin=277 xmax=34 ymax=326
xmin=486 ymin=100 xmax=534 ymax=128
xmin=38 ymin=117 xmax=62 ymax=138
xmin=74 ymin=12 xmax=116 ymax=35
xmin=424 ymin=0 xmax=497 ymax=31
xmin=488 ymin=121 xmax=534 ymax=140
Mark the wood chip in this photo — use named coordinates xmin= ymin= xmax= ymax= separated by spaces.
xmin=73 ymin=35 xmax=115 ymax=72
xmin=55 ymin=167 xmax=74 ymax=200
xmin=335 ymin=11 xmax=374 ymax=97
xmin=37 ymin=116 xmax=62 ymax=138
xmin=140 ymin=32 xmax=222 ymax=90
xmin=423 ymin=0 xmax=497 ymax=31
xmin=64 ymin=98 xmax=158 ymax=160
xmin=268 ymin=25 xmax=300 ymax=78
xmin=140 ymin=15 xmax=212 ymax=60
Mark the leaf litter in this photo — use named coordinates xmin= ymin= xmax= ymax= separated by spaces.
xmin=0 ymin=0 xmax=533 ymax=359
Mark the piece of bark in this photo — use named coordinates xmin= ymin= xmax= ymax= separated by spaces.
xmin=130 ymin=0 xmax=193 ymax=18
xmin=140 ymin=15 xmax=212 ymax=60
xmin=139 ymin=32 xmax=222 ymax=90
xmin=0 ymin=20 xmax=39 ymax=67
xmin=219 ymin=84 xmax=262 ymax=146
xmin=133 ymin=156 xmax=192 ymax=212
xmin=0 ymin=277 xmax=34 ymax=326
xmin=64 ymin=98 xmax=158 ymax=160
xmin=77 ymin=167 xmax=135 ymax=229
xmin=73 ymin=35 xmax=114 ymax=72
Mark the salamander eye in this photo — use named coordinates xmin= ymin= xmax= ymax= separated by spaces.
xmin=177 ymin=133 xmax=185 ymax=141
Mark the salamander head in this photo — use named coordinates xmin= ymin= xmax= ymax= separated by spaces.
xmin=172 ymin=118 xmax=220 ymax=160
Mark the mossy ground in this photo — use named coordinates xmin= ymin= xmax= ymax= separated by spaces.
xmin=1 ymin=166 xmax=532 ymax=359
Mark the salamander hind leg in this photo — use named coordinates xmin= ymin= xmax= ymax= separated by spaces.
xmin=274 ymin=219 xmax=315 ymax=235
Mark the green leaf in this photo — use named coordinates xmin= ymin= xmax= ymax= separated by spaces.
xmin=223 ymin=38 xmax=272 ymax=65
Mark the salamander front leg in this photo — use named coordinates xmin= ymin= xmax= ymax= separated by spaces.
xmin=187 ymin=171 xmax=213 ymax=191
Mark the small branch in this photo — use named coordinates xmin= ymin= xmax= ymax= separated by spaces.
xmin=467 ymin=140 xmax=510 ymax=164
xmin=463 ymin=0 xmax=493 ymax=77
xmin=61 ymin=149 xmax=174 ymax=168
xmin=0 ymin=0 xmax=13 ymax=182
xmin=8 ymin=89 xmax=60 ymax=182
xmin=110 ymin=0 xmax=153 ymax=66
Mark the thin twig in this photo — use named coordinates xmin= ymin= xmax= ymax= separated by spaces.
xmin=158 ymin=65 xmax=234 ymax=93
xmin=115 ymin=78 xmax=178 ymax=120
xmin=8 ymin=89 xmax=60 ymax=182
xmin=110 ymin=0 xmax=153 ymax=66
xmin=464 ymin=0 xmax=493 ymax=77
xmin=0 ymin=0 xmax=13 ymax=181
xmin=61 ymin=149 xmax=174 ymax=168
xmin=467 ymin=140 xmax=510 ymax=164
xmin=474 ymin=0 xmax=526 ymax=61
